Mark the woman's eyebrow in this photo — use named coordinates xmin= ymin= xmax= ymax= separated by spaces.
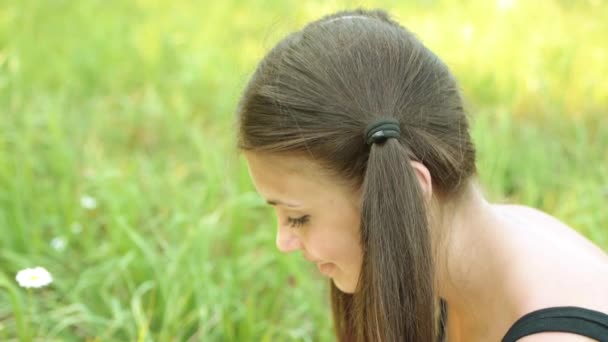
xmin=266 ymin=199 xmax=301 ymax=208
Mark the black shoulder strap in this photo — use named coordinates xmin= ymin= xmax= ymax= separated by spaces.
xmin=502 ymin=306 xmax=608 ymax=342
xmin=437 ymin=298 xmax=448 ymax=342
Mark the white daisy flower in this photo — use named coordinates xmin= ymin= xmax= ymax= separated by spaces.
xmin=50 ymin=236 xmax=67 ymax=252
xmin=15 ymin=267 xmax=53 ymax=288
xmin=80 ymin=195 xmax=97 ymax=210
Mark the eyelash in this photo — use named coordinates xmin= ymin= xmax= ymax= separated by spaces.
xmin=287 ymin=215 xmax=310 ymax=228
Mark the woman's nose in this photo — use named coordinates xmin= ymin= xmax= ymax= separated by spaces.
xmin=276 ymin=226 xmax=302 ymax=253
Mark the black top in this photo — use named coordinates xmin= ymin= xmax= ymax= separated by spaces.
xmin=502 ymin=306 xmax=608 ymax=342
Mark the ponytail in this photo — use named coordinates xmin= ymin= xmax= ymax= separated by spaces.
xmin=332 ymin=137 xmax=437 ymax=341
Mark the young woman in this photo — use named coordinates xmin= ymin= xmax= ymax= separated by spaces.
xmin=236 ymin=9 xmax=608 ymax=342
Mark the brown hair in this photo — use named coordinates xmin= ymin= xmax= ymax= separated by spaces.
xmin=236 ymin=8 xmax=476 ymax=341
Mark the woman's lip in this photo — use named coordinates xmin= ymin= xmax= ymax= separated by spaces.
xmin=302 ymin=253 xmax=332 ymax=274
xmin=317 ymin=262 xmax=334 ymax=276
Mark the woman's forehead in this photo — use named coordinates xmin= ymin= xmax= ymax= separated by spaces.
xmin=244 ymin=151 xmax=323 ymax=176
xmin=245 ymin=152 xmax=336 ymax=196
xmin=244 ymin=151 xmax=362 ymax=210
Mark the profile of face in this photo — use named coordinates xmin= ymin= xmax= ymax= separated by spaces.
xmin=245 ymin=152 xmax=363 ymax=293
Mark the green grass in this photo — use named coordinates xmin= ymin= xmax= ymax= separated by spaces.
xmin=0 ymin=0 xmax=606 ymax=340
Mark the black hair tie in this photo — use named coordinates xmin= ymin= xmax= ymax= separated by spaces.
xmin=364 ymin=119 xmax=401 ymax=145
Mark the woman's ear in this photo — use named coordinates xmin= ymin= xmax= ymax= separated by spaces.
xmin=410 ymin=161 xmax=433 ymax=201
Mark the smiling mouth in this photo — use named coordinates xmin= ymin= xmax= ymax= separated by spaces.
xmin=302 ymin=253 xmax=334 ymax=275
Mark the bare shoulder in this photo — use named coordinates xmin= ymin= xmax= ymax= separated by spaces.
xmin=495 ymin=204 xmax=608 ymax=260
xmin=494 ymin=203 xmax=608 ymax=265
xmin=517 ymin=332 xmax=597 ymax=341
xmin=493 ymin=204 xmax=608 ymax=313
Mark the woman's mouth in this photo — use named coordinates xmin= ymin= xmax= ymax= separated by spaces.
xmin=317 ymin=262 xmax=334 ymax=276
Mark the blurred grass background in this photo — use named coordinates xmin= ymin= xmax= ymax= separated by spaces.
xmin=0 ymin=0 xmax=606 ymax=340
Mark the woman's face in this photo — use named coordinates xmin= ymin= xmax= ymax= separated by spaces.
xmin=244 ymin=152 xmax=363 ymax=293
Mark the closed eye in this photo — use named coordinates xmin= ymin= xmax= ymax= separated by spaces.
xmin=287 ymin=215 xmax=310 ymax=228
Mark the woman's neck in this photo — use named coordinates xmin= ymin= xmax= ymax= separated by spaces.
xmin=431 ymin=182 xmax=518 ymax=328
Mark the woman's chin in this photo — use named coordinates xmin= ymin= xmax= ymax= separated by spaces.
xmin=332 ymin=276 xmax=357 ymax=294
